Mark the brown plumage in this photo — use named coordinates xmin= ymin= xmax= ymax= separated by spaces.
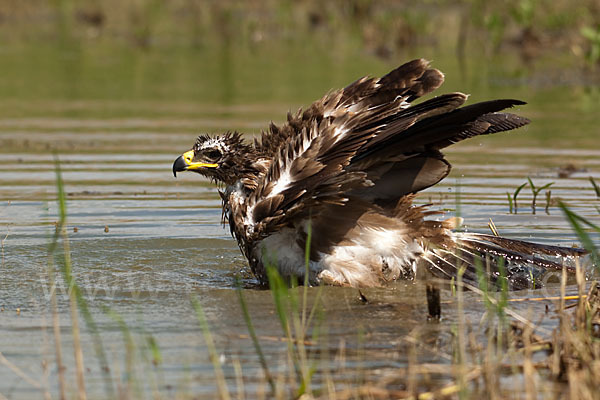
xmin=173 ymin=59 xmax=586 ymax=288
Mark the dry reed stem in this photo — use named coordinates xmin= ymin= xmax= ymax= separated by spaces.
xmin=488 ymin=218 xmax=500 ymax=237
xmin=388 ymin=258 xmax=598 ymax=399
xmin=1 ymin=227 xmax=9 ymax=267
xmin=317 ymin=384 xmax=405 ymax=400
xmin=445 ymin=278 xmax=548 ymax=334
xmin=406 ymin=329 xmax=418 ymax=397
xmin=523 ymin=321 xmax=537 ymax=400
xmin=46 ymin=254 xmax=66 ymax=400
xmin=61 ymin=225 xmax=87 ymax=400
xmin=508 ymin=295 xmax=585 ymax=303
xmin=318 ymin=256 xmax=596 ymax=399
xmin=0 ymin=351 xmax=50 ymax=395
xmin=392 ymin=367 xmax=483 ymax=400
xmin=193 ymin=301 xmax=231 ymax=400
xmin=401 ymin=334 xmax=453 ymax=361
xmin=232 ymin=357 xmax=245 ymax=400
xmin=456 ymin=266 xmax=468 ymax=398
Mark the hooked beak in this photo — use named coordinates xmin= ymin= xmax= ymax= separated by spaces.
xmin=172 ymin=150 xmax=218 ymax=177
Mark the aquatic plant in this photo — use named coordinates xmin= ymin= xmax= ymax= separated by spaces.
xmin=263 ymin=225 xmax=325 ymax=397
xmin=581 ymin=25 xmax=600 ymax=65
xmin=228 ymin=219 xmax=326 ymax=398
xmin=506 ymin=192 xmax=514 ymax=214
xmin=192 ymin=299 xmax=231 ymax=400
xmin=51 ymin=158 xmax=115 ymax=399
xmin=509 ymin=0 xmax=536 ymax=30
xmin=509 ymin=182 xmax=527 ymax=214
xmin=545 ymin=189 xmax=552 ymax=214
xmin=527 ymin=177 xmax=554 ymax=215
xmin=560 ymin=202 xmax=599 ymax=268
xmin=590 ymin=176 xmax=600 ymax=199
xmin=507 ymin=179 xmax=555 ymax=214
xmin=235 ymin=278 xmax=275 ymax=393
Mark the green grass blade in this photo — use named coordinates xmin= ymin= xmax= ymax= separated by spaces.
xmin=527 ymin=177 xmax=536 ymax=193
xmin=545 ymin=190 xmax=552 ymax=214
xmin=191 ymin=298 xmax=231 ymax=400
xmin=513 ymin=182 xmax=527 ymax=212
xmin=266 ymin=265 xmax=291 ymax=338
xmin=146 ymin=335 xmax=162 ymax=366
xmin=496 ymin=257 xmax=508 ymax=315
xmin=54 ymin=157 xmax=115 ymax=399
xmin=590 ymin=176 xmax=600 ymax=198
xmin=473 ymin=256 xmax=492 ymax=311
xmin=514 ymin=182 xmax=527 ymax=197
xmin=455 ymin=179 xmax=462 ymax=220
xmin=559 ymin=202 xmax=599 ymax=267
xmin=302 ymin=217 xmax=312 ymax=330
xmin=234 ymin=279 xmax=275 ymax=393
xmin=265 ymin=265 xmax=305 ymax=386
xmin=104 ymin=307 xmax=140 ymax=396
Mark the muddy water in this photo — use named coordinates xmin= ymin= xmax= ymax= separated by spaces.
xmin=1 ymin=44 xmax=599 ymax=398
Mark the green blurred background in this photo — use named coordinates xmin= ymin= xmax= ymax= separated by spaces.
xmin=1 ymin=0 xmax=599 ymax=147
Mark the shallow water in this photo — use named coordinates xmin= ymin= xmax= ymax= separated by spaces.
xmin=0 ymin=42 xmax=599 ymax=398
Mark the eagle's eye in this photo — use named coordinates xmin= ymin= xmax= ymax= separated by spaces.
xmin=205 ymin=149 xmax=222 ymax=161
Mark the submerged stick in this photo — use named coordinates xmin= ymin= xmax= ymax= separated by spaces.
xmin=426 ymin=283 xmax=442 ymax=319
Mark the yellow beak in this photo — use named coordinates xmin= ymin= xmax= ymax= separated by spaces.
xmin=172 ymin=150 xmax=218 ymax=177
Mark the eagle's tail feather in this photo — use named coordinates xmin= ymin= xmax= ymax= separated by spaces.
xmin=424 ymin=233 xmax=587 ymax=290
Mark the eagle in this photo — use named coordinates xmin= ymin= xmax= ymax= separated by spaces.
xmin=173 ymin=59 xmax=585 ymax=288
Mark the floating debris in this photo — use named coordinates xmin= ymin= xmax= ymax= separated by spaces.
xmin=557 ymin=163 xmax=586 ymax=178
xmin=358 ymin=290 xmax=369 ymax=304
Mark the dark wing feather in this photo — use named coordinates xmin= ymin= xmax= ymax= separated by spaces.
xmin=376 ymin=59 xmax=444 ymax=101
xmin=246 ymin=59 xmax=530 ymax=241
xmin=346 ymin=98 xmax=530 ymax=205
xmin=255 ymin=58 xmax=443 ymax=158
xmin=352 ymin=92 xmax=468 ymax=151
xmin=353 ymin=99 xmax=529 ymax=163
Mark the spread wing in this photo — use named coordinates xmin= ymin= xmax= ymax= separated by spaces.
xmin=244 ymin=59 xmax=529 ymax=240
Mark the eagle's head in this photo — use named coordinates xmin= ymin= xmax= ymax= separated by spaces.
xmin=172 ymin=132 xmax=258 ymax=186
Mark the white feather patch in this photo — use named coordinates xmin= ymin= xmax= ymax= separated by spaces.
xmin=269 ymin=170 xmax=291 ymax=197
